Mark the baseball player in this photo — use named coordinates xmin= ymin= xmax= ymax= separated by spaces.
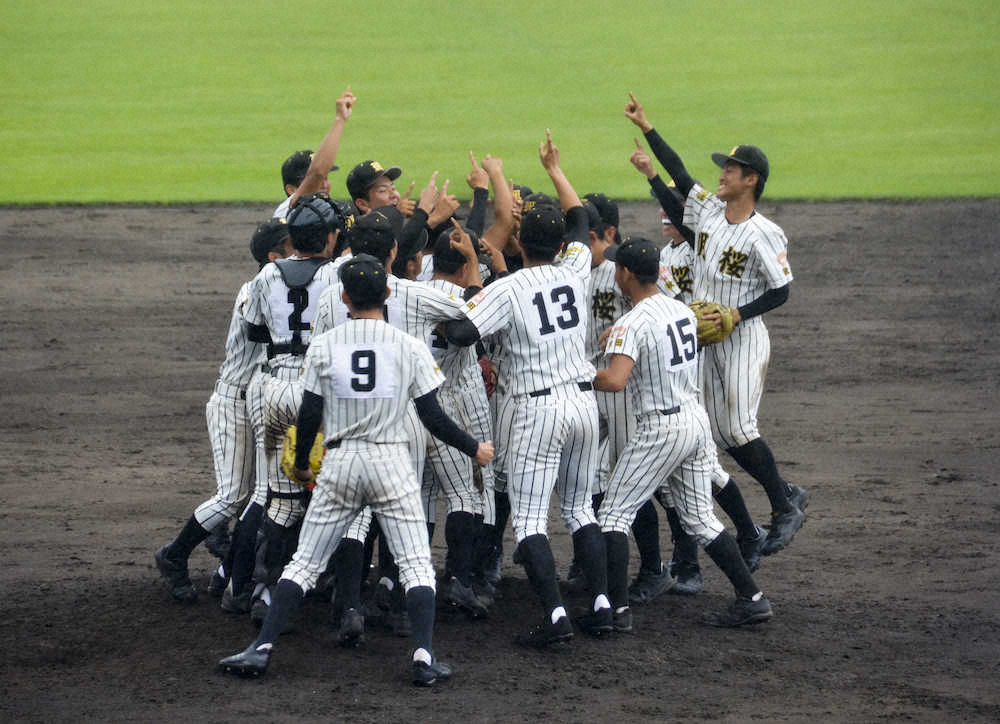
xmin=218 ymin=255 xmax=494 ymax=686
xmin=595 ymin=236 xmax=773 ymax=629
xmin=273 ymin=150 xmax=338 ymax=219
xmin=311 ymin=207 xmax=470 ymax=632
xmin=422 ymin=223 xmax=496 ymax=615
xmin=625 ymin=92 xmax=808 ymax=556
xmin=444 ymin=132 xmax=612 ymax=646
xmin=237 ymin=194 xmax=349 ymax=623
xmin=154 ymin=219 xmax=292 ymax=602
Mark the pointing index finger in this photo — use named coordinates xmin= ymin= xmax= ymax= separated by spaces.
xmin=469 ymin=151 xmax=479 ymax=169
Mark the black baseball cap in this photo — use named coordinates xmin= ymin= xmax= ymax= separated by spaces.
xmin=348 ymin=206 xmax=401 ymax=262
xmin=711 ymin=145 xmax=769 ymax=182
xmin=339 ymin=254 xmax=389 ymax=309
xmin=286 ymin=193 xmax=348 ymax=252
xmin=583 ymin=193 xmax=619 ymax=230
xmin=346 ymin=160 xmax=402 ymax=201
xmin=281 ymin=150 xmax=338 ymax=189
xmin=581 ymin=200 xmax=605 ymax=235
xmin=521 ymin=192 xmax=558 ymax=214
xmin=512 ymin=184 xmax=533 ymax=201
xmin=250 ymin=218 xmax=291 ymax=264
xmin=520 ymin=204 xmax=565 ymax=252
xmin=604 ymin=236 xmax=659 ymax=281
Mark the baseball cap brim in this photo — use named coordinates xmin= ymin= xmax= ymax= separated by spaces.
xmin=379 ymin=166 xmax=402 ymax=183
xmin=602 ymin=244 xmax=621 ymax=263
xmin=712 ymin=152 xmax=747 ymax=169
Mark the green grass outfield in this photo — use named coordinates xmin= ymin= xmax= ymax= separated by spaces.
xmin=1 ymin=0 xmax=997 ymax=203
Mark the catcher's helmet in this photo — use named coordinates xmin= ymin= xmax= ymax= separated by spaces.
xmin=286 ymin=193 xmax=352 ymax=253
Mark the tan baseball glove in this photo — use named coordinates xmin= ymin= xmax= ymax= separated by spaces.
xmin=280 ymin=425 xmax=325 ymax=489
xmin=688 ymin=300 xmax=735 ymax=346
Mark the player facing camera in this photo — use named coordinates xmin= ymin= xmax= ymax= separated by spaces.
xmin=287 ymin=193 xmax=349 ymax=255
xmin=339 ymin=254 xmax=390 ymax=311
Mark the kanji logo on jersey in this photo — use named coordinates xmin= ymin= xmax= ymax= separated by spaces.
xmin=718 ymin=247 xmax=748 ymax=278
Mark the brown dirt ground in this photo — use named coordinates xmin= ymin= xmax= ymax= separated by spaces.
xmin=1 ymin=200 xmax=998 ymax=723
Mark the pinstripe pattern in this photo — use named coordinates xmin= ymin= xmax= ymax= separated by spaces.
xmin=681 ymin=183 xmax=791 ymax=449
xmin=603 ymin=295 xmax=701 ymax=416
xmin=246 ymin=369 xmax=308 ymax=526
xmin=193 ymin=282 xmax=261 ymax=529
xmin=597 ymin=294 xmax=725 ymax=544
xmin=658 ymin=242 xmax=696 ymax=302
xmin=463 ymin=264 xmax=595 ymax=396
xmin=281 ymin=444 xmax=435 ymax=593
xmin=600 ymin=407 xmax=724 ymax=546
xmin=280 ymin=320 xmax=449 ymax=593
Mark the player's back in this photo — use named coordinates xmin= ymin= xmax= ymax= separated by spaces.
xmin=303 ymin=319 xmax=443 ymax=445
xmin=466 ymin=264 xmax=594 ymax=396
xmin=425 ymin=278 xmax=479 ymax=388
xmin=609 ymin=294 xmax=701 ymax=416
xmin=246 ymin=257 xmax=339 ymax=368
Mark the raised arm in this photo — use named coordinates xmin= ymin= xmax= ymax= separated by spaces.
xmin=538 ymin=130 xmax=588 ymax=246
xmin=480 ymin=155 xmax=514 ymax=255
xmin=288 ymin=86 xmax=356 ymax=208
xmin=624 ymin=91 xmax=695 ymax=197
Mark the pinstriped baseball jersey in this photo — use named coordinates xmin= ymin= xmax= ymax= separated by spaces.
xmin=425 ymin=278 xmax=480 ymax=388
xmin=273 ymin=197 xmax=291 ymax=220
xmin=217 ymin=281 xmax=267 ymax=389
xmin=555 ymin=240 xmax=592 ymax=277
xmin=301 ymin=319 xmax=444 ymax=443
xmin=463 ymin=263 xmax=594 ymax=396
xmin=683 ymin=183 xmax=792 ymax=306
xmin=313 ymin=275 xmax=464 ymax=342
xmin=659 ymin=242 xmax=696 ymax=302
xmin=244 ymin=256 xmax=340 ymax=368
xmin=604 ymin=295 xmax=701 ymax=416
xmin=587 ymin=259 xmax=629 ymax=367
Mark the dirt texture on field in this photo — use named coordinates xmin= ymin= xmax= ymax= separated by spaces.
xmin=1 ymin=199 xmax=998 ymax=723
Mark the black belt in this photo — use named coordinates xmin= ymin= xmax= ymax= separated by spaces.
xmin=528 ymin=381 xmax=593 ymax=398
xmin=658 ymin=406 xmax=680 ymax=416
xmin=325 ymin=440 xmax=341 ymax=449
xmin=240 ymin=390 xmax=246 ymax=400
xmin=267 ymin=342 xmax=308 ymax=358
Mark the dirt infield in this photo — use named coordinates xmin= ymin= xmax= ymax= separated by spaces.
xmin=1 ymin=200 xmax=998 ymax=723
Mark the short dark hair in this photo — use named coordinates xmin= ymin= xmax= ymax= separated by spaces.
xmin=739 ymin=165 xmax=766 ymax=202
xmin=339 ymin=254 xmax=389 ymax=310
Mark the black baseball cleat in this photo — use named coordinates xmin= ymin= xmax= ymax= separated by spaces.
xmin=788 ymin=484 xmax=810 ymax=511
xmin=761 ymin=506 xmax=806 ymax=556
xmin=154 ymin=546 xmax=197 ymax=602
xmin=703 ymin=595 xmax=773 ymax=627
xmin=221 ymin=585 xmax=251 ymax=614
xmin=667 ymin=561 xmax=704 ymax=596
xmin=574 ymin=606 xmax=614 ymax=637
xmin=515 ymin=615 xmax=574 ymax=648
xmin=445 ymin=578 xmax=489 ymax=619
xmin=207 ymin=571 xmax=228 ymax=598
xmin=613 ymin=607 xmax=633 ymax=633
xmin=337 ymin=608 xmax=365 ymax=648
xmin=738 ymin=526 xmax=767 ymax=573
xmin=628 ymin=564 xmax=675 ymax=605
xmin=412 ymin=658 xmax=453 ymax=687
xmin=218 ymin=644 xmax=271 ymax=677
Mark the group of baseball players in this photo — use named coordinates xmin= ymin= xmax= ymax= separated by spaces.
xmin=154 ymin=86 xmax=807 ymax=687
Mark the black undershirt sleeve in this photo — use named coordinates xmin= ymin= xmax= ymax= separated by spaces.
xmin=293 ymin=390 xmax=324 ymax=470
xmin=643 ymin=128 xmax=696 ymax=197
xmin=649 ymin=175 xmax=695 ymax=244
xmin=414 ymin=389 xmax=479 ymax=458
xmin=737 ymin=284 xmax=789 ymax=322
xmin=462 ymin=286 xmax=482 ymax=300
xmin=465 ymin=188 xmax=489 ymax=236
xmin=246 ymin=322 xmax=272 ymax=344
xmin=564 ymin=205 xmax=590 ymax=247
xmin=444 ymin=318 xmax=482 ymax=347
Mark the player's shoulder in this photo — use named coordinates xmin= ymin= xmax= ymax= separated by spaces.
xmin=746 ymin=209 xmax=784 ymax=235
xmin=688 ymin=182 xmax=723 ymax=209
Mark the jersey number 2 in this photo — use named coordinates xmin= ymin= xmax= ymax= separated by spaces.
xmin=531 ymin=285 xmax=580 ymax=335
xmin=350 ymin=350 xmax=376 ymax=392
xmin=287 ymin=289 xmax=310 ymax=333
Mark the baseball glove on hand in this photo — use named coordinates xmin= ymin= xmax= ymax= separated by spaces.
xmin=281 ymin=426 xmax=325 ymax=489
xmin=689 ymin=300 xmax=735 ymax=346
